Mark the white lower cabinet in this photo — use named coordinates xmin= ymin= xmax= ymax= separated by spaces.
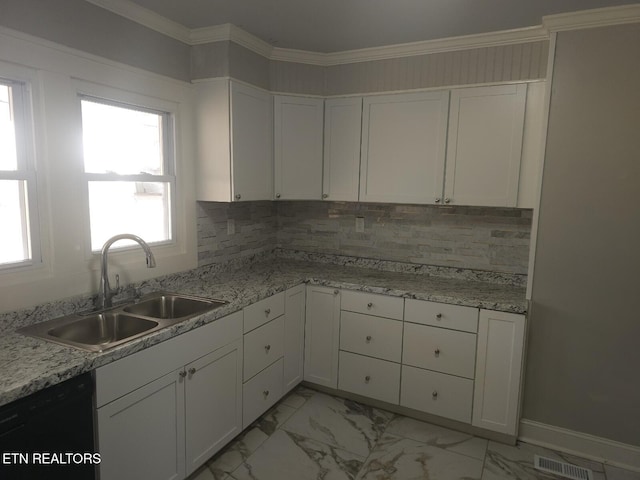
xmin=472 ymin=310 xmax=526 ymax=435
xmin=96 ymin=312 xmax=243 ymax=480
xmin=304 ymin=285 xmax=341 ymax=388
xmin=243 ymin=358 xmax=284 ymax=428
xmin=401 ymin=365 xmax=474 ymax=423
xmin=283 ymin=284 xmax=306 ymax=392
xmin=338 ymin=351 xmax=400 ymax=404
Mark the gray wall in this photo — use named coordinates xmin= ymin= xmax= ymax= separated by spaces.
xmin=0 ymin=0 xmax=192 ymax=81
xmin=197 ymin=201 xmax=532 ymax=274
xmin=525 ymin=24 xmax=640 ymax=446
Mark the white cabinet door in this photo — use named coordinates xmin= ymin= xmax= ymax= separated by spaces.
xmin=445 ymin=84 xmax=527 ymax=207
xmin=323 ymin=97 xmax=362 ymax=202
xmin=284 ymin=284 xmax=306 ymax=392
xmin=98 ymin=370 xmax=185 ymax=480
xmin=304 ymin=285 xmax=341 ymax=388
xmin=195 ymin=79 xmax=272 ymax=202
xmin=360 ymin=91 xmax=449 ymax=204
xmin=472 ymin=310 xmax=526 ymax=436
xmin=184 ymin=339 xmax=243 ymax=477
xmin=274 ymin=95 xmax=324 ymax=200
xmin=230 ymin=82 xmax=273 ymax=201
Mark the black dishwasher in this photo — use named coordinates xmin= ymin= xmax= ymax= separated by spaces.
xmin=0 ymin=372 xmax=96 ymax=480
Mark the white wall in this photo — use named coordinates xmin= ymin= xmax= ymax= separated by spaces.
xmin=0 ymin=27 xmax=197 ymax=313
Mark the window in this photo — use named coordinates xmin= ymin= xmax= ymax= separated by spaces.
xmin=0 ymin=79 xmax=39 ymax=268
xmin=80 ymin=96 xmax=175 ymax=251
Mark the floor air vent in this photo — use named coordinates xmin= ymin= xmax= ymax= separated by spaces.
xmin=534 ymin=455 xmax=593 ymax=480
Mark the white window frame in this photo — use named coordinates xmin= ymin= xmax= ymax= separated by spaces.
xmin=0 ymin=76 xmax=41 ymax=271
xmin=77 ymin=87 xmax=178 ymax=255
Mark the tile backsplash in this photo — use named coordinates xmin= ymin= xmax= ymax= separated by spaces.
xmin=197 ymin=201 xmax=532 ymax=274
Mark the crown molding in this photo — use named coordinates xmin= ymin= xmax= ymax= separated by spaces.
xmin=190 ymin=23 xmax=274 ymax=58
xmin=84 ymin=0 xmax=191 ymax=43
xmin=543 ymin=4 xmax=640 ymax=32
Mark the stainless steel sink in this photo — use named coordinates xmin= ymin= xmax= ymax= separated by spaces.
xmin=123 ymin=294 xmax=225 ymax=320
xmin=18 ymin=292 xmax=227 ymax=352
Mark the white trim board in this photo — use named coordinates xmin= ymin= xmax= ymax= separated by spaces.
xmin=519 ymin=419 xmax=640 ymax=472
xmin=84 ymin=1 xmax=640 ymax=66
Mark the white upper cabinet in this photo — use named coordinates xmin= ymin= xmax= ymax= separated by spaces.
xmin=323 ymin=97 xmax=362 ymax=202
xmin=274 ymin=95 xmax=324 ymax=200
xmin=360 ymin=91 xmax=449 ymax=204
xmin=444 ymin=84 xmax=527 ymax=207
xmin=195 ymin=79 xmax=273 ymax=202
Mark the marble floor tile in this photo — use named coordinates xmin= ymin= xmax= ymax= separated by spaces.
xmin=282 ymin=392 xmax=393 ymax=457
xmin=604 ymin=465 xmax=640 ymax=480
xmin=230 ymin=429 xmax=365 ymax=480
xmin=280 ymin=385 xmax=317 ymax=409
xmin=385 ymin=415 xmax=488 ymax=460
xmin=356 ymin=433 xmax=484 ymax=480
xmin=483 ymin=441 xmax=606 ymax=480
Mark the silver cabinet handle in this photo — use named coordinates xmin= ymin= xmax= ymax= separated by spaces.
xmin=367 ymin=302 xmax=373 ymax=309
xmin=435 ymin=198 xmax=441 ymax=203
xmin=365 ymin=335 xmax=372 ymax=343
xmin=263 ymin=390 xmax=270 ymax=398
xmin=275 ymin=193 xmax=281 ymax=199
xmin=188 ymin=367 xmax=196 ymax=376
xmin=265 ymin=344 xmax=271 ymax=353
xmin=434 ymin=348 xmax=440 ymax=357
xmin=265 ymin=308 xmax=271 ymax=316
xmin=444 ymin=198 xmax=451 ymax=204
xmin=432 ymin=390 xmax=438 ymax=399
xmin=334 ymin=289 xmax=339 ymax=295
xmin=436 ymin=313 xmax=442 ymax=320
xmin=365 ymin=375 xmax=371 ymax=383
xmin=179 ymin=371 xmax=187 ymax=378
xmin=322 ymin=193 xmax=328 ymax=199
xmin=235 ymin=194 xmax=241 ymax=200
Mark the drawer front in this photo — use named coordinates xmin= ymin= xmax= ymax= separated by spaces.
xmin=244 ymin=292 xmax=285 ymax=333
xmin=341 ymin=290 xmax=404 ymax=320
xmin=403 ymin=323 xmax=477 ymax=378
xmin=400 ymin=366 xmax=473 ymax=423
xmin=243 ymin=358 xmax=283 ymax=428
xmin=243 ymin=316 xmax=284 ymax=381
xmin=404 ymin=299 xmax=478 ymax=333
xmin=340 ymin=311 xmax=403 ymax=362
xmin=338 ymin=351 xmax=400 ymax=405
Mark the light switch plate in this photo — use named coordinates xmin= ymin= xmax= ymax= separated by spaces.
xmin=355 ymin=216 xmax=365 ymax=233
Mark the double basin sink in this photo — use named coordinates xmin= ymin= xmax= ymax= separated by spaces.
xmin=19 ymin=293 xmax=226 ymax=352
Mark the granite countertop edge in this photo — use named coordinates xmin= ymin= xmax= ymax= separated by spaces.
xmin=0 ymin=259 xmax=527 ymax=407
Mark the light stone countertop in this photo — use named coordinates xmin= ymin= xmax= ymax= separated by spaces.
xmin=0 ymin=258 xmax=526 ymax=408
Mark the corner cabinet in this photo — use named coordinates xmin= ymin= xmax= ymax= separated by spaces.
xmin=195 ymin=79 xmax=273 ymax=202
xmin=472 ymin=309 xmax=526 ymax=435
xmin=360 ymin=91 xmax=449 ymax=204
xmin=274 ymin=95 xmax=324 ymax=200
xmin=444 ymin=84 xmax=527 ymax=207
xmin=95 ymin=312 xmax=243 ymax=480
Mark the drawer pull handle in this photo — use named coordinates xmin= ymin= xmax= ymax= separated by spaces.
xmin=365 ymin=375 xmax=371 ymax=383
xmin=367 ymin=302 xmax=373 ymax=309
xmin=334 ymin=290 xmax=339 ymax=295
xmin=434 ymin=348 xmax=440 ymax=357
xmin=179 ymin=371 xmax=187 ymax=378
xmin=436 ymin=313 xmax=443 ymax=320
xmin=365 ymin=335 xmax=372 ymax=343
xmin=265 ymin=344 xmax=271 ymax=353
xmin=188 ymin=367 xmax=196 ymax=376
xmin=265 ymin=308 xmax=271 ymax=315
xmin=263 ymin=390 xmax=270 ymax=398
xmin=432 ymin=390 xmax=438 ymax=399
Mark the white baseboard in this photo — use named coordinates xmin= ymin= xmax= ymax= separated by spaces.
xmin=519 ymin=419 xmax=640 ymax=472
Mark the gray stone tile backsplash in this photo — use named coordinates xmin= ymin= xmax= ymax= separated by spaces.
xmin=197 ymin=200 xmax=532 ymax=274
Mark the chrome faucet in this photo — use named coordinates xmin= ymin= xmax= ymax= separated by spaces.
xmin=97 ymin=234 xmax=156 ymax=310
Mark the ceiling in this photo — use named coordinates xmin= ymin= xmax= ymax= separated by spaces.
xmin=123 ymin=0 xmax=639 ymax=52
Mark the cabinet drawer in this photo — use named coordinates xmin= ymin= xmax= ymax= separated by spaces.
xmin=243 ymin=358 xmax=283 ymax=428
xmin=403 ymin=323 xmax=476 ymax=379
xmin=400 ymin=366 xmax=473 ymax=423
xmin=340 ymin=311 xmax=402 ymax=362
xmin=341 ymin=290 xmax=403 ymax=320
xmin=338 ymin=351 xmax=400 ymax=405
xmin=243 ymin=316 xmax=284 ymax=381
xmin=405 ymin=299 xmax=478 ymax=333
xmin=244 ymin=292 xmax=285 ymax=333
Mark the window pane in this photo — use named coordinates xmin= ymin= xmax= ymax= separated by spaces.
xmin=0 ymin=84 xmax=18 ymax=171
xmin=88 ymin=181 xmax=171 ymax=251
xmin=81 ymin=99 xmax=164 ymax=175
xmin=0 ymin=180 xmax=31 ymax=265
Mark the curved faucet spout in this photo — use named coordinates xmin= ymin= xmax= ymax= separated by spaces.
xmin=97 ymin=234 xmax=157 ymax=310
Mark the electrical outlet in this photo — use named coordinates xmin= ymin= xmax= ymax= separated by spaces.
xmin=227 ymin=218 xmax=235 ymax=235
xmin=355 ymin=216 xmax=365 ymax=233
